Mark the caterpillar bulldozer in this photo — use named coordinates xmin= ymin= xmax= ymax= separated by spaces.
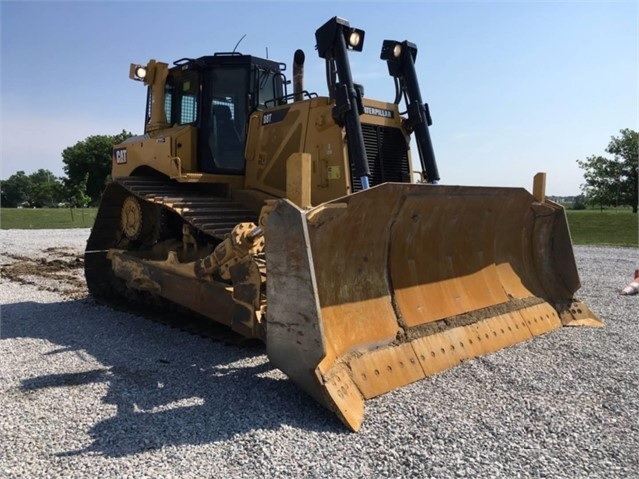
xmin=85 ymin=17 xmax=602 ymax=431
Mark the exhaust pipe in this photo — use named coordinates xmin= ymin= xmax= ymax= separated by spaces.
xmin=293 ymin=49 xmax=305 ymax=102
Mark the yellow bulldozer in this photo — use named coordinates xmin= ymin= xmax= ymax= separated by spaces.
xmin=85 ymin=17 xmax=601 ymax=431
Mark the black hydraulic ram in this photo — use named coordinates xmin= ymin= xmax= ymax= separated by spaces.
xmin=315 ymin=17 xmax=371 ymax=189
xmin=381 ymin=40 xmax=440 ymax=184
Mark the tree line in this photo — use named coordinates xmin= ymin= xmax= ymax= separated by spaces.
xmin=577 ymin=128 xmax=638 ymax=213
xmin=1 ymin=130 xmax=132 ymax=208
xmin=1 ymin=128 xmax=636 ymax=212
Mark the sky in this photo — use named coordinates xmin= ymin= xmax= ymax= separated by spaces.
xmin=1 ymin=0 xmax=637 ymax=196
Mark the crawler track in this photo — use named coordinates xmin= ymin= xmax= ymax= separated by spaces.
xmin=84 ymin=176 xmax=260 ymax=344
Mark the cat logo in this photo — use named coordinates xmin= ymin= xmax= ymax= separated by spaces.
xmin=114 ymin=148 xmax=127 ymax=164
xmin=363 ymin=106 xmax=394 ymax=118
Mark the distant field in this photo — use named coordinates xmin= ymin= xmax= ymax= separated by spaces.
xmin=1 ymin=206 xmax=637 ymax=247
xmin=0 ymin=208 xmax=98 ymax=229
xmin=565 ymin=209 xmax=638 ymax=247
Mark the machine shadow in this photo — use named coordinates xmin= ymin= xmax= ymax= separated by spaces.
xmin=2 ymin=299 xmax=343 ymax=458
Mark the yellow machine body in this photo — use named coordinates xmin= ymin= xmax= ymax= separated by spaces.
xmin=110 ymin=95 xmax=408 ymax=204
xmin=86 ymin=17 xmax=601 ymax=431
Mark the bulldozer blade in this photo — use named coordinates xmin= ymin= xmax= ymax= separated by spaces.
xmin=265 ymin=183 xmax=602 ymax=431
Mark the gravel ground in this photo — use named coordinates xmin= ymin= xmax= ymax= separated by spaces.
xmin=1 ymin=228 xmax=638 ymax=478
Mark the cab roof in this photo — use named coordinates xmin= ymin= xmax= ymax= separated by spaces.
xmin=171 ymin=52 xmax=284 ymax=72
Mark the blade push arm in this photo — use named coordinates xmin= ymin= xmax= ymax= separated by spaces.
xmin=316 ymin=17 xmax=371 ymax=189
xmin=381 ymin=40 xmax=440 ymax=184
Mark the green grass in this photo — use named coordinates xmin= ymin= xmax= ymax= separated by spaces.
xmin=1 ymin=206 xmax=637 ymax=247
xmin=566 ymin=209 xmax=638 ymax=247
xmin=1 ymin=207 xmax=98 ymax=229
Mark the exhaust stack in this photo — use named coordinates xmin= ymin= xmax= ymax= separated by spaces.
xmin=293 ymin=49 xmax=305 ymax=102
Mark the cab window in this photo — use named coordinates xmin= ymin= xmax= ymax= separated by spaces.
xmin=256 ymin=69 xmax=280 ymax=109
xmin=164 ymin=70 xmax=199 ymax=125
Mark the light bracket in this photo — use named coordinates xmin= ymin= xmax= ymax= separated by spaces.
xmin=316 ymin=16 xmax=365 ymax=59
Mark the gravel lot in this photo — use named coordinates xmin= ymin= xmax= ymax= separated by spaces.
xmin=1 ymin=229 xmax=638 ymax=478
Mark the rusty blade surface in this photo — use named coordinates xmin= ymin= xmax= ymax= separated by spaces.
xmin=265 ymin=183 xmax=601 ymax=431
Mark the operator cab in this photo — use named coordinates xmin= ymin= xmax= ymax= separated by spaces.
xmin=148 ymin=53 xmax=285 ymax=175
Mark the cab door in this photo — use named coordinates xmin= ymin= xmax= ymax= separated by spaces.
xmin=199 ymin=66 xmax=250 ymax=174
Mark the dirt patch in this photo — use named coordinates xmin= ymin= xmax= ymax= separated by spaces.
xmin=1 ymin=248 xmax=87 ymax=299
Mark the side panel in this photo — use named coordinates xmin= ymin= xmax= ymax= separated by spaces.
xmin=112 ymin=125 xmax=197 ymax=178
xmin=265 ymin=199 xmax=329 ymax=403
xmin=244 ymin=96 xmax=413 ymax=206
xmin=244 ymin=98 xmax=353 ymax=205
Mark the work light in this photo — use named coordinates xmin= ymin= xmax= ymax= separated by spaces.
xmin=316 ymin=17 xmax=365 ymax=58
xmin=135 ymin=66 xmax=147 ymax=80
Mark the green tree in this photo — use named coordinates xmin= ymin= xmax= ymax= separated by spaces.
xmin=0 ymin=171 xmax=31 ymax=207
xmin=577 ymin=129 xmax=638 ymax=213
xmin=572 ymin=194 xmax=586 ymax=210
xmin=1 ymin=169 xmax=64 ymax=207
xmin=27 ymin=169 xmax=64 ymax=207
xmin=607 ymin=128 xmax=639 ymax=212
xmin=62 ymin=130 xmax=133 ymax=205
xmin=62 ymin=173 xmax=91 ymax=208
